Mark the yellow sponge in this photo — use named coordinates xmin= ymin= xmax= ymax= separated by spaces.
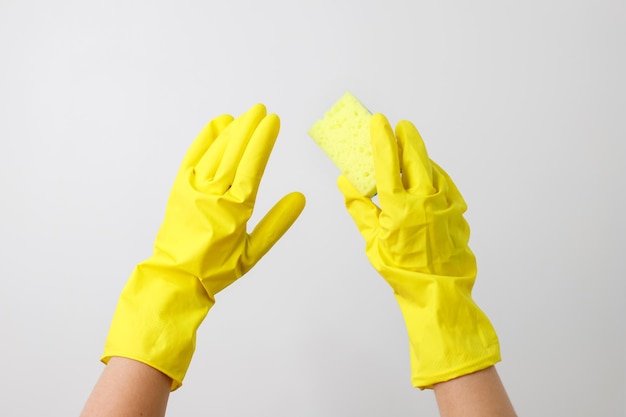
xmin=308 ymin=92 xmax=376 ymax=197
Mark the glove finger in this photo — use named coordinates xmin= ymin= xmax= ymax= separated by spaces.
xmin=395 ymin=120 xmax=435 ymax=195
xmin=229 ymin=113 xmax=280 ymax=203
xmin=337 ymin=175 xmax=380 ymax=240
xmin=194 ymin=104 xmax=267 ymax=193
xmin=431 ymin=160 xmax=467 ymax=211
xmin=429 ymin=160 xmax=473 ymax=271
xmin=241 ymin=191 xmax=306 ymax=273
xmin=370 ymin=114 xmax=403 ymax=203
xmin=180 ymin=114 xmax=234 ymax=170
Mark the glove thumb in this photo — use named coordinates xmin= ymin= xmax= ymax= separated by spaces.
xmin=241 ymin=192 xmax=306 ymax=272
xmin=337 ymin=175 xmax=380 ymax=240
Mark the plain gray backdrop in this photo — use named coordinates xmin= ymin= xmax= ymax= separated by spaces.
xmin=1 ymin=0 xmax=624 ymax=416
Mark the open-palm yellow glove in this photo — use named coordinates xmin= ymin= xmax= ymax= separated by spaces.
xmin=102 ymin=104 xmax=305 ymax=390
xmin=338 ymin=114 xmax=500 ymax=389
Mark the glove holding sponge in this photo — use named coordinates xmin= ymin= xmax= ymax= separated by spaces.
xmin=312 ymin=94 xmax=501 ymax=389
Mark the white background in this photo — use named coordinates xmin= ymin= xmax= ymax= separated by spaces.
xmin=1 ymin=0 xmax=624 ymax=416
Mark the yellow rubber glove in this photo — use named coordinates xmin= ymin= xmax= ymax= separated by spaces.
xmin=102 ymin=104 xmax=306 ymax=390
xmin=338 ymin=114 xmax=500 ymax=389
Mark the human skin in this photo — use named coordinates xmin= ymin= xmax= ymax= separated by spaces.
xmin=80 ymin=360 xmax=517 ymax=417
xmin=80 ymin=357 xmax=171 ymax=417
xmin=434 ymin=366 xmax=518 ymax=417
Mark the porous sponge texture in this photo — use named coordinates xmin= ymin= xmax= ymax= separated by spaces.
xmin=308 ymin=92 xmax=376 ymax=197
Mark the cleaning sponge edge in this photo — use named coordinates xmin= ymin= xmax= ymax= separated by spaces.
xmin=308 ymin=92 xmax=376 ymax=197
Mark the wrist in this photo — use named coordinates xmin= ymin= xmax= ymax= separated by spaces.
xmin=389 ymin=271 xmax=501 ymax=389
xmin=102 ymin=262 xmax=212 ymax=390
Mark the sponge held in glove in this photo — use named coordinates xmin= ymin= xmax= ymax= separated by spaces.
xmin=308 ymin=92 xmax=376 ymax=197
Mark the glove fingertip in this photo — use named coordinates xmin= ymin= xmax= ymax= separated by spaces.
xmin=211 ymin=114 xmax=235 ymax=131
xmin=337 ymin=175 xmax=360 ymax=197
xmin=287 ymin=191 xmax=306 ymax=216
xmin=243 ymin=192 xmax=306 ymax=271
xmin=371 ymin=113 xmax=391 ymax=128
xmin=181 ymin=114 xmax=235 ymax=170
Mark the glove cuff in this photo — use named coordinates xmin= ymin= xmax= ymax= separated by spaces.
xmin=101 ymin=261 xmax=212 ymax=390
xmin=391 ymin=270 xmax=501 ymax=389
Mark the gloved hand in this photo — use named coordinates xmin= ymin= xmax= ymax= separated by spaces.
xmin=102 ymin=104 xmax=305 ymax=390
xmin=338 ymin=114 xmax=500 ymax=389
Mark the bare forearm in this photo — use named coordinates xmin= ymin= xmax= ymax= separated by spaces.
xmin=434 ymin=366 xmax=517 ymax=417
xmin=80 ymin=357 xmax=171 ymax=417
